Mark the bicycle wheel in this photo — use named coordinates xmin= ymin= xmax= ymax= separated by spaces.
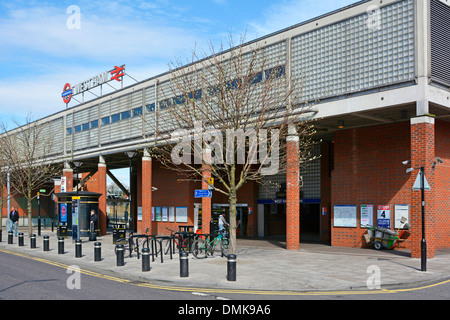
xmin=221 ymin=238 xmax=229 ymax=258
xmin=192 ymin=239 xmax=208 ymax=259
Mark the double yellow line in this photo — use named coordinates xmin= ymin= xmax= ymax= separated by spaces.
xmin=1 ymin=248 xmax=449 ymax=297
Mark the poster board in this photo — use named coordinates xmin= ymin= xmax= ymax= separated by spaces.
xmin=176 ymin=207 xmax=188 ymax=223
xmin=155 ymin=207 xmax=162 ymax=222
xmin=360 ymin=204 xmax=374 ymax=227
xmin=333 ymin=205 xmax=357 ymax=227
xmin=394 ymin=204 xmax=409 ymax=228
xmin=377 ymin=205 xmax=391 ymax=228
xmin=169 ymin=206 xmax=175 ymax=222
xmin=162 ymin=206 xmax=168 ymax=222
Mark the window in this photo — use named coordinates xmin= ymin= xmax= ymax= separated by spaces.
xmin=146 ymin=103 xmax=156 ymax=112
xmin=265 ymin=65 xmax=286 ymax=80
xmin=121 ymin=110 xmax=131 ymax=120
xmin=111 ymin=113 xmax=120 ymax=123
xmin=91 ymin=120 xmax=99 ymax=128
xmin=133 ymin=107 xmax=143 ymax=117
xmin=74 ymin=125 xmax=82 ymax=133
xmin=101 ymin=116 xmax=110 ymax=126
xmin=67 ymin=128 xmax=73 ymax=135
xmin=82 ymin=123 xmax=90 ymax=131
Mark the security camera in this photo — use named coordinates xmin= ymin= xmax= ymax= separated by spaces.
xmin=402 ymin=160 xmax=411 ymax=166
xmin=436 ymin=157 xmax=444 ymax=164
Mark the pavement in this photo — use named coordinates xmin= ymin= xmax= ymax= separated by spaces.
xmin=1 ymin=227 xmax=450 ymax=293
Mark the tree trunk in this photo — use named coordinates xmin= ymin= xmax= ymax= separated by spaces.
xmin=27 ymin=190 xmax=33 ymax=237
xmin=229 ymin=189 xmax=237 ymax=255
xmin=229 ymin=164 xmax=238 ymax=255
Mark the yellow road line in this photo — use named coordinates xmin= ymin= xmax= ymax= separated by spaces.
xmin=1 ymin=248 xmax=448 ymax=296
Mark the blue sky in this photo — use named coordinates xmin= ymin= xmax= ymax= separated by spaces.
xmin=0 ymin=0 xmax=357 ymax=129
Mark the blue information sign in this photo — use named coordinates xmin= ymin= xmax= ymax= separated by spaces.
xmin=195 ymin=190 xmax=212 ymax=198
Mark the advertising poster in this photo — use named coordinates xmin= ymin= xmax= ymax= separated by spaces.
xmin=377 ymin=205 xmax=391 ymax=228
xmin=60 ymin=203 xmax=68 ymax=223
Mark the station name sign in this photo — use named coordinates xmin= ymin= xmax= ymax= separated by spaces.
xmin=62 ymin=65 xmax=125 ymax=104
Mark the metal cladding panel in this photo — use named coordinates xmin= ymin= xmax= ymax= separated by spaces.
xmin=431 ymin=0 xmax=450 ymax=87
xmin=100 ymin=101 xmax=111 ymax=145
xmin=130 ymin=90 xmax=143 ymax=138
xmin=291 ymin=0 xmax=415 ymax=102
xmin=48 ymin=117 xmax=64 ymax=155
xmin=144 ymin=85 xmax=156 ymax=137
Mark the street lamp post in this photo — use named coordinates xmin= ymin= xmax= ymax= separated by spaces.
xmin=73 ymin=161 xmax=83 ymax=196
xmin=403 ymin=158 xmax=443 ymax=272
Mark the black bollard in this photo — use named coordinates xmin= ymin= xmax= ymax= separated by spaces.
xmin=75 ymin=240 xmax=82 ymax=258
xmin=94 ymin=242 xmax=101 ymax=262
xmin=142 ymin=248 xmax=150 ymax=272
xmin=116 ymin=244 xmax=124 ymax=266
xmin=18 ymin=233 xmax=24 ymax=247
xmin=227 ymin=254 xmax=237 ymax=282
xmin=8 ymin=231 xmax=13 ymax=244
xmin=58 ymin=237 xmax=65 ymax=254
xmin=180 ymin=251 xmax=189 ymax=278
xmin=0 ymin=229 xmax=2 ymax=242
xmin=30 ymin=234 xmax=36 ymax=249
xmin=43 ymin=235 xmax=50 ymax=251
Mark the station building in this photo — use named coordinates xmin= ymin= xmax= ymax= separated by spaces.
xmin=2 ymin=0 xmax=450 ymax=258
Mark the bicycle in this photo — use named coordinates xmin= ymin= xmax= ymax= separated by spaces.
xmin=192 ymin=228 xmax=229 ymax=259
xmin=164 ymin=227 xmax=195 ymax=254
xmin=115 ymin=227 xmax=151 ymax=259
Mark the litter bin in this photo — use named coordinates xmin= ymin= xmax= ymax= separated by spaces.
xmin=57 ymin=223 xmax=68 ymax=237
xmin=113 ymin=223 xmax=126 ymax=244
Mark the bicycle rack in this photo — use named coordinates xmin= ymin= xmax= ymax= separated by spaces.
xmin=150 ymin=236 xmax=172 ymax=263
xmin=130 ymin=234 xmax=151 ymax=259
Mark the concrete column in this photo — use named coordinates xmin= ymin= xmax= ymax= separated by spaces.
xmin=410 ymin=115 xmax=436 ymax=259
xmin=286 ymin=134 xmax=300 ymax=250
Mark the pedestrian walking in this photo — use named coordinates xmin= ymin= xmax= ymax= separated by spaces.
xmin=9 ymin=207 xmax=19 ymax=236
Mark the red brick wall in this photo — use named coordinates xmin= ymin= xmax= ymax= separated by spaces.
xmin=434 ymin=120 xmax=450 ymax=250
xmin=331 ymin=122 xmax=411 ymax=248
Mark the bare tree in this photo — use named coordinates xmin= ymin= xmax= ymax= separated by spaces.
xmin=0 ymin=126 xmax=14 ymax=229
xmin=146 ymin=35 xmax=318 ymax=254
xmin=1 ymin=115 xmax=62 ymax=236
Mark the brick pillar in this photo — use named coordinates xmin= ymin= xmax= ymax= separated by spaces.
xmin=410 ymin=116 xmax=436 ymax=259
xmin=286 ymin=134 xmax=300 ymax=250
xmin=63 ymin=166 xmax=73 ymax=192
xmin=97 ymin=161 xmax=107 ymax=236
xmin=140 ymin=154 xmax=152 ymax=234
xmin=201 ymin=149 xmax=212 ymax=234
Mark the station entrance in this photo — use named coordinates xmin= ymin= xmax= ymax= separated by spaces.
xmin=260 ymin=201 xmax=321 ymax=242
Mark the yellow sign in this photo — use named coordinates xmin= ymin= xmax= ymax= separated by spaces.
xmin=72 ymin=196 xmax=81 ymax=200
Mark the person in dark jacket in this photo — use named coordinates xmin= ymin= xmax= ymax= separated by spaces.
xmin=89 ymin=210 xmax=97 ymax=231
xmin=9 ymin=207 xmax=19 ymax=236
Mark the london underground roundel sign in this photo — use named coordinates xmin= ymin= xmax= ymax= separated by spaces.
xmin=62 ymin=83 xmax=72 ymax=104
